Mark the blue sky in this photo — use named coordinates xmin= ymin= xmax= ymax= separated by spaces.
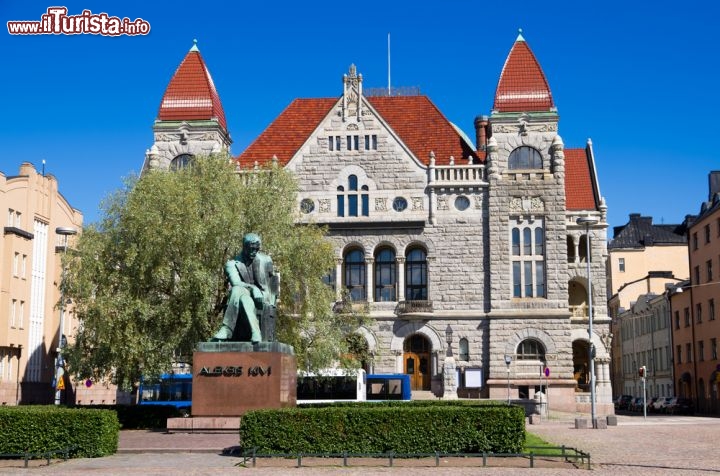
xmin=1 ymin=1 xmax=718 ymax=233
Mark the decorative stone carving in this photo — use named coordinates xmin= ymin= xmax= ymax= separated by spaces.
xmin=375 ymin=197 xmax=387 ymax=211
xmin=318 ymin=199 xmax=331 ymax=213
xmin=347 ymin=123 xmax=359 ymax=130
xmin=412 ymin=197 xmax=424 ymax=211
xmin=509 ymin=196 xmax=544 ymax=213
xmin=473 ymin=195 xmax=483 ymax=209
xmin=493 ymin=123 xmax=557 ymax=134
xmin=437 ymin=196 xmax=449 ymax=211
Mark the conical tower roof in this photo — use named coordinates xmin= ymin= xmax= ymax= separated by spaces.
xmin=158 ymin=40 xmax=227 ymax=131
xmin=493 ymin=32 xmax=554 ymax=113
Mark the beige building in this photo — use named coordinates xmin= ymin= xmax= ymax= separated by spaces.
xmin=0 ymin=162 xmax=82 ymax=404
xmin=607 ymin=214 xmax=690 ymax=398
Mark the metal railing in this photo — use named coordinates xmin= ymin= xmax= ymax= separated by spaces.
xmin=0 ymin=446 xmax=76 ymax=468
xmin=236 ymin=446 xmax=591 ymax=470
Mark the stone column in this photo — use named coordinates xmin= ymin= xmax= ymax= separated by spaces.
xmin=443 ymin=355 xmax=458 ymax=400
xmin=396 ymin=257 xmax=406 ymax=302
xmin=366 ymin=258 xmax=374 ymax=303
xmin=571 ymin=234 xmax=579 ymax=264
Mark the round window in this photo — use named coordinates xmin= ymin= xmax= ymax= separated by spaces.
xmin=393 ymin=197 xmax=408 ymax=212
xmin=455 ymin=196 xmax=470 ymax=211
xmin=300 ymin=198 xmax=315 ymax=214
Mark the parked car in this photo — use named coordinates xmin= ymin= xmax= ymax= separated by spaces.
xmin=659 ymin=397 xmax=678 ymax=413
xmin=666 ymin=398 xmax=694 ymax=415
xmin=615 ymin=394 xmax=633 ymax=410
xmin=629 ymin=397 xmax=645 ymax=412
xmin=652 ymin=396 xmax=672 ymax=412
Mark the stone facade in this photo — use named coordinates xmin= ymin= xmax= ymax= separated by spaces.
xmin=148 ymin=36 xmax=613 ymax=414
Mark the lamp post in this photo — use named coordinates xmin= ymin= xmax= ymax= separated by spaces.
xmin=54 ymin=226 xmax=76 ymax=405
xmin=504 ymin=354 xmax=512 ymax=404
xmin=577 ymin=216 xmax=599 ymax=427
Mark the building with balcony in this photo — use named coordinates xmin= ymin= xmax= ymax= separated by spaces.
xmin=144 ymin=34 xmax=613 ymax=413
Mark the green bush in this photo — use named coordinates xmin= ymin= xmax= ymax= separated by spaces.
xmin=0 ymin=406 xmax=119 ymax=457
xmin=240 ymin=403 xmax=524 ymax=454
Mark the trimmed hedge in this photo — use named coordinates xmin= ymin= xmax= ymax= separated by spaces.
xmin=240 ymin=402 xmax=525 ymax=454
xmin=0 ymin=406 xmax=119 ymax=457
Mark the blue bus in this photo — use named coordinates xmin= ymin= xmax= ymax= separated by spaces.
xmin=297 ymin=369 xmax=367 ymax=404
xmin=366 ymin=374 xmax=411 ymax=401
xmin=139 ymin=373 xmax=192 ymax=415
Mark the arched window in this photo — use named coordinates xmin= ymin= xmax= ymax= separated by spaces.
xmin=337 ymin=175 xmax=370 ymax=217
xmin=344 ymin=249 xmax=366 ymax=301
xmin=170 ymin=154 xmax=193 ymax=170
xmin=374 ymin=248 xmax=396 ymax=302
xmin=405 ymin=248 xmax=428 ymax=301
xmin=517 ymin=339 xmax=546 ymax=361
xmin=508 ymin=146 xmax=542 ymax=170
xmin=459 ymin=338 xmax=469 ymax=361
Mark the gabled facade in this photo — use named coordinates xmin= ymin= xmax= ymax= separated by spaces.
xmin=148 ymin=35 xmax=613 ymax=413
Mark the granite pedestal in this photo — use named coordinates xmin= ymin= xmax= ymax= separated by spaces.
xmin=191 ymin=341 xmax=296 ymax=417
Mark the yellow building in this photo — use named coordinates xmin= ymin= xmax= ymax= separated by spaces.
xmin=0 ymin=162 xmax=82 ymax=404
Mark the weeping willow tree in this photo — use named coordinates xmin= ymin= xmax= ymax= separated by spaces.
xmin=64 ymin=155 xmax=365 ymax=391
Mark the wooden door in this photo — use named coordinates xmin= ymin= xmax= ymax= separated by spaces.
xmin=404 ymin=352 xmax=430 ymax=390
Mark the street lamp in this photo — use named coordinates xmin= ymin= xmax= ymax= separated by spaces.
xmin=445 ymin=324 xmax=453 ymax=356
xmin=443 ymin=324 xmax=458 ymax=400
xmin=504 ymin=354 xmax=512 ymax=404
xmin=577 ymin=216 xmax=599 ymax=427
xmin=54 ymin=226 xmax=77 ymax=405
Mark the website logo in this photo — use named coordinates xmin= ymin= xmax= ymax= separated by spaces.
xmin=7 ymin=7 xmax=151 ymax=36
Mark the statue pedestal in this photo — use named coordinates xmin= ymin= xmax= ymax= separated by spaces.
xmin=191 ymin=341 xmax=296 ymax=417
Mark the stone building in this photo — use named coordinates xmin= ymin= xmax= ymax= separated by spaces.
xmin=146 ymin=34 xmax=613 ymax=413
xmin=0 ymin=162 xmax=82 ymax=404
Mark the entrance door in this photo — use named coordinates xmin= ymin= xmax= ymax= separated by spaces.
xmin=403 ymin=334 xmax=431 ymax=391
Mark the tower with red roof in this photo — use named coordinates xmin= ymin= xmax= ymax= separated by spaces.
xmin=144 ymin=40 xmax=231 ymax=170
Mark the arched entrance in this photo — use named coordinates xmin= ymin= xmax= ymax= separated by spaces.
xmin=403 ymin=334 xmax=431 ymax=390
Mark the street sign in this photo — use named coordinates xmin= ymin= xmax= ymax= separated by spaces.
xmin=56 ymin=377 xmax=65 ymax=390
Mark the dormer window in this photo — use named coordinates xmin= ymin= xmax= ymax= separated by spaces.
xmin=337 ymin=175 xmax=369 ymax=217
xmin=508 ymin=146 xmax=542 ymax=170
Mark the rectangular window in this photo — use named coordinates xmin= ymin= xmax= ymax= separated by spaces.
xmin=10 ymin=299 xmax=17 ymax=327
xmin=686 ymin=343 xmax=693 ymax=362
xmin=684 ymin=307 xmax=690 ymax=327
xmin=710 ymin=299 xmax=716 ymax=321
xmin=712 ymin=338 xmax=718 ymax=360
xmin=698 ymin=340 xmax=705 ymax=361
xmin=705 ymin=224 xmax=711 ymax=244
xmin=21 ymin=254 xmax=27 ymax=278
xmin=346 ymin=135 xmax=352 ymax=151
xmin=677 ymin=345 xmax=682 ymax=364
xmin=372 ymin=135 xmax=377 ymax=150
xmin=335 ymin=136 xmax=341 ymax=151
xmin=696 ymin=303 xmax=703 ymax=323
xmin=19 ymin=301 xmax=24 ymax=328
xmin=694 ymin=265 xmax=700 ymax=285
xmin=708 ymin=260 xmax=714 ymax=282
xmin=7 ymin=208 xmax=13 ymax=226
xmin=353 ymin=135 xmax=359 ymax=151
xmin=336 ymin=195 xmax=345 ymax=217
xmin=717 ymin=217 xmax=720 ymax=237
xmin=674 ymin=311 xmax=680 ymax=329
xmin=348 ymin=195 xmax=358 ymax=217
xmin=510 ymin=218 xmax=546 ymax=298
xmin=618 ymin=257 xmax=625 ymax=272
xmin=693 ymin=232 xmax=698 ymax=250
xmin=13 ymin=252 xmax=19 ymax=276
xmin=328 ymin=135 xmax=335 ymax=151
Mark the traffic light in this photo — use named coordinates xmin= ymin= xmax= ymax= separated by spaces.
xmin=638 ymin=366 xmax=646 ymax=378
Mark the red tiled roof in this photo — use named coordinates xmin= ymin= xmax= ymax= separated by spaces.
xmin=236 ymin=96 xmax=477 ymax=167
xmin=493 ymin=35 xmax=554 ymax=113
xmin=565 ymin=148 xmax=597 ymax=210
xmin=237 ymin=98 xmax=337 ymax=167
xmin=158 ymin=46 xmax=227 ymax=131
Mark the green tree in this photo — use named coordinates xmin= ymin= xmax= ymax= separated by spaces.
xmin=64 ymin=155 xmax=364 ymax=391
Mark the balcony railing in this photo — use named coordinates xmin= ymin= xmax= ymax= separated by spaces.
xmin=569 ymin=304 xmax=589 ymax=318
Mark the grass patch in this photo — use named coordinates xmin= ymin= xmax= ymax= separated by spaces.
xmin=524 ymin=432 xmax=568 ymax=456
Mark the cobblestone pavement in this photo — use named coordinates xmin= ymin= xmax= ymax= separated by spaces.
xmin=2 ymin=413 xmax=719 ymax=475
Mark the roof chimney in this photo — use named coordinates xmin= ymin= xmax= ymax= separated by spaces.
xmin=709 ymin=171 xmax=720 ymax=200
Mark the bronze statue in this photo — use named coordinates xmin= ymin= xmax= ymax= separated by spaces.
xmin=212 ymin=233 xmax=278 ymax=343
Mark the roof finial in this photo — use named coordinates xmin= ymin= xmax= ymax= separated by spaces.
xmin=516 ymin=28 xmax=525 ymax=42
xmin=190 ymin=39 xmax=199 ymax=52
